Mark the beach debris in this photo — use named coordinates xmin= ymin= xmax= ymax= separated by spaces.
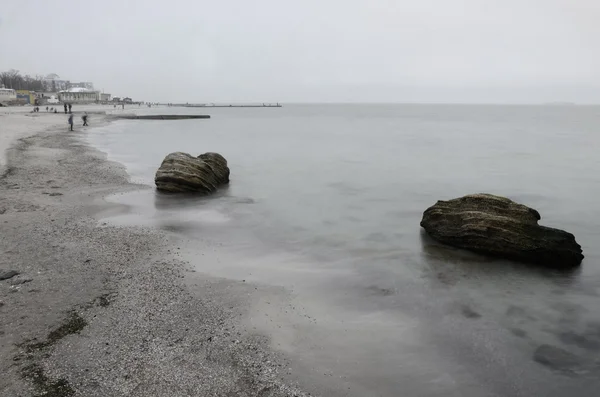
xmin=420 ymin=193 xmax=583 ymax=268
xmin=460 ymin=304 xmax=482 ymax=319
xmin=155 ymin=152 xmax=230 ymax=193
xmin=9 ymin=276 xmax=33 ymax=286
xmin=0 ymin=270 xmax=19 ymax=280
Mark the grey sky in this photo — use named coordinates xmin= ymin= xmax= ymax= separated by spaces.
xmin=1 ymin=0 xmax=599 ymax=103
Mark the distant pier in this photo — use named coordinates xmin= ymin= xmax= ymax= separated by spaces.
xmin=116 ymin=115 xmax=210 ymax=120
xmin=170 ymin=103 xmax=282 ymax=108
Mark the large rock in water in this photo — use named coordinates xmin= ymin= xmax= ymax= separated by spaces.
xmin=155 ymin=152 xmax=230 ymax=193
xmin=420 ymin=194 xmax=583 ymax=268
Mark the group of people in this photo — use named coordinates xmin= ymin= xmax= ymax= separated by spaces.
xmin=29 ymin=101 xmax=89 ymax=131
xmin=67 ymin=113 xmax=88 ymax=131
xmin=55 ymin=102 xmax=89 ymax=131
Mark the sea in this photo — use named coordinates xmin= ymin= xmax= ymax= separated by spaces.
xmin=88 ymin=104 xmax=600 ymax=397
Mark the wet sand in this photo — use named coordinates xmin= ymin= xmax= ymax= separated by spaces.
xmin=0 ymin=111 xmax=311 ymax=396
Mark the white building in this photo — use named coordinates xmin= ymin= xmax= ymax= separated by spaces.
xmin=0 ymin=88 xmax=16 ymax=105
xmin=99 ymin=93 xmax=111 ymax=102
xmin=69 ymin=82 xmax=94 ymax=90
xmin=44 ymin=74 xmax=70 ymax=92
xmin=58 ymin=87 xmax=99 ymax=103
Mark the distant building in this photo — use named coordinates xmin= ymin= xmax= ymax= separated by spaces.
xmin=123 ymin=97 xmax=133 ymax=104
xmin=58 ymin=87 xmax=99 ymax=103
xmin=0 ymin=88 xmax=16 ymax=105
xmin=16 ymin=90 xmax=35 ymax=104
xmin=69 ymin=82 xmax=94 ymax=90
xmin=99 ymin=93 xmax=111 ymax=102
xmin=43 ymin=74 xmax=69 ymax=92
xmin=112 ymin=97 xmax=121 ymax=102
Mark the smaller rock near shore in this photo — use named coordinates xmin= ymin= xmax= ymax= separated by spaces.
xmin=155 ymin=152 xmax=230 ymax=193
xmin=420 ymin=194 xmax=583 ymax=268
xmin=9 ymin=276 xmax=33 ymax=286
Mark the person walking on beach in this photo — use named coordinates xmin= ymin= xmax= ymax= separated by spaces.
xmin=82 ymin=113 xmax=88 ymax=126
xmin=68 ymin=103 xmax=72 ymax=113
xmin=64 ymin=103 xmax=67 ymax=114
xmin=68 ymin=114 xmax=74 ymax=131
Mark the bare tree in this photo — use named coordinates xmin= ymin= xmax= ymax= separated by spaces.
xmin=0 ymin=69 xmax=46 ymax=91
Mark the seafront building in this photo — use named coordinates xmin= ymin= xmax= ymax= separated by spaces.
xmin=69 ymin=82 xmax=94 ymax=90
xmin=58 ymin=87 xmax=110 ymax=103
xmin=0 ymin=87 xmax=17 ymax=105
xmin=16 ymin=90 xmax=35 ymax=105
xmin=2 ymin=86 xmax=116 ymax=105
xmin=58 ymin=87 xmax=98 ymax=103
xmin=57 ymin=88 xmax=113 ymax=103
xmin=43 ymin=73 xmax=69 ymax=92
xmin=3 ymin=73 xmax=118 ymax=105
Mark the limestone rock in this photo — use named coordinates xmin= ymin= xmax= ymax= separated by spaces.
xmin=0 ymin=270 xmax=19 ymax=280
xmin=155 ymin=152 xmax=230 ymax=193
xmin=420 ymin=194 xmax=583 ymax=268
xmin=198 ymin=152 xmax=230 ymax=185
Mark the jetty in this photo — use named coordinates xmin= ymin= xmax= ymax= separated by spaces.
xmin=174 ymin=103 xmax=282 ymax=108
xmin=115 ymin=115 xmax=210 ymax=120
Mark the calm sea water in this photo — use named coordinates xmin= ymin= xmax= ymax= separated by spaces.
xmin=89 ymin=104 xmax=600 ymax=397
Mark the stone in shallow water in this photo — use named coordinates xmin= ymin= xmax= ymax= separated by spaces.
xmin=154 ymin=152 xmax=230 ymax=194
xmin=420 ymin=193 xmax=583 ymax=268
xmin=198 ymin=152 xmax=230 ymax=185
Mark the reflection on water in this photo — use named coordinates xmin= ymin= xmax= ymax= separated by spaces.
xmin=89 ymin=104 xmax=600 ymax=396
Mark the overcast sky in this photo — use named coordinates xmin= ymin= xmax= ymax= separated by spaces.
xmin=1 ymin=0 xmax=599 ymax=103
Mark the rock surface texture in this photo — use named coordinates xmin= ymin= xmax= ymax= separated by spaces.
xmin=155 ymin=152 xmax=230 ymax=193
xmin=420 ymin=193 xmax=584 ymax=268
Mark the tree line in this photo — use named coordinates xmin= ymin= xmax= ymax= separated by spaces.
xmin=0 ymin=69 xmax=46 ymax=91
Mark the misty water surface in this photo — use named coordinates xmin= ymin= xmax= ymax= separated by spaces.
xmin=88 ymin=104 xmax=600 ymax=397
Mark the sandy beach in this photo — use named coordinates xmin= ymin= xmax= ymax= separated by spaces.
xmin=0 ymin=109 xmax=310 ymax=396
xmin=0 ymin=105 xmax=117 ymax=173
xmin=0 ymin=109 xmax=63 ymax=174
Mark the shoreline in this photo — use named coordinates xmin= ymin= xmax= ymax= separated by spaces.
xmin=0 ymin=113 xmax=311 ymax=396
